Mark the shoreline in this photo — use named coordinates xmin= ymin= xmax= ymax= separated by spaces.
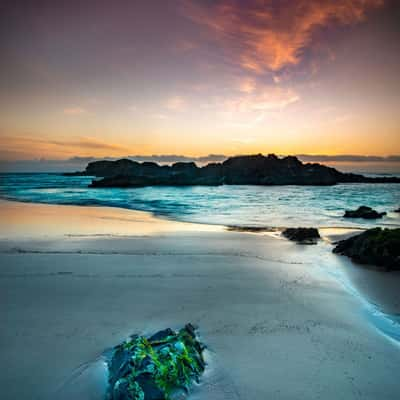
xmin=0 ymin=198 xmax=369 ymax=239
xmin=1 ymin=200 xmax=400 ymax=399
xmin=0 ymin=199 xmax=223 ymax=240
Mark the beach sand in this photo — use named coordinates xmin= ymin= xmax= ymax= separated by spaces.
xmin=0 ymin=200 xmax=399 ymax=399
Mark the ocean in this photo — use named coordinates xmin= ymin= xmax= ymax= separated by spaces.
xmin=0 ymin=172 xmax=399 ymax=229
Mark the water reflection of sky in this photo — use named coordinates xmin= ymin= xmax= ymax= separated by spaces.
xmin=0 ymin=200 xmax=221 ymax=240
xmin=0 ymin=173 xmax=399 ymax=229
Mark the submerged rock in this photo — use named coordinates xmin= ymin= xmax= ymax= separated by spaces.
xmin=282 ymin=227 xmax=320 ymax=244
xmin=107 ymin=324 xmax=205 ymax=400
xmin=395 ymin=208 xmax=400 ymax=213
xmin=343 ymin=206 xmax=386 ymax=219
xmin=333 ymin=228 xmax=400 ymax=270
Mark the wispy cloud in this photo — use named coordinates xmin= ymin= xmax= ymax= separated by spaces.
xmin=72 ymin=137 xmax=128 ymax=152
xmin=165 ymin=96 xmax=187 ymax=112
xmin=227 ymin=113 xmax=266 ymax=129
xmin=1 ymin=135 xmax=130 ymax=156
xmin=63 ymin=107 xmax=88 ymax=115
xmin=174 ymin=39 xmax=197 ymax=52
xmin=220 ymin=86 xmax=299 ymax=114
xmin=237 ymin=77 xmax=256 ymax=93
xmin=183 ymin=0 xmax=384 ymax=72
xmin=214 ymin=84 xmax=299 ymax=127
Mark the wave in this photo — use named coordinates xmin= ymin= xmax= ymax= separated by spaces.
xmin=1 ymin=173 xmax=399 ymax=229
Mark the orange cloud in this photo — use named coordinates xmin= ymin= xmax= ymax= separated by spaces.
xmin=0 ymin=135 xmax=130 ymax=159
xmin=183 ymin=0 xmax=384 ymax=72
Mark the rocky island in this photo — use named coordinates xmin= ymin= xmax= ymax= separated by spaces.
xmin=66 ymin=154 xmax=400 ymax=188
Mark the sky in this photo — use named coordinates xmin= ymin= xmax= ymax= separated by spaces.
xmin=1 ymin=0 xmax=399 ymax=163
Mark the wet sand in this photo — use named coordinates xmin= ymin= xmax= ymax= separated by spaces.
xmin=0 ymin=200 xmax=400 ymax=399
xmin=331 ymin=254 xmax=400 ymax=315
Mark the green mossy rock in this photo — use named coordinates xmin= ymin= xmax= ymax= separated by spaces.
xmin=107 ymin=324 xmax=205 ymax=400
xmin=333 ymin=228 xmax=400 ymax=270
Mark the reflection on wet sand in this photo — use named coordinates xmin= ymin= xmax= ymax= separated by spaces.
xmin=0 ymin=200 xmax=222 ymax=239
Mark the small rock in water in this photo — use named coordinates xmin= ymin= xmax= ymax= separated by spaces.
xmin=343 ymin=206 xmax=386 ymax=219
xmin=106 ymin=324 xmax=205 ymax=400
xmin=394 ymin=208 xmax=400 ymax=213
xmin=282 ymin=227 xmax=320 ymax=244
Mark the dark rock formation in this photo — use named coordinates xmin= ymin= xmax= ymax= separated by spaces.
xmin=343 ymin=206 xmax=386 ymax=219
xmin=333 ymin=228 xmax=400 ymax=270
xmin=107 ymin=324 xmax=205 ymax=400
xmin=65 ymin=153 xmax=400 ymax=188
xmin=395 ymin=208 xmax=400 ymax=213
xmin=282 ymin=227 xmax=321 ymax=244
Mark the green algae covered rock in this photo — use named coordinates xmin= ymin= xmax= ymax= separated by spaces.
xmin=107 ymin=324 xmax=205 ymax=400
xmin=333 ymin=228 xmax=400 ymax=270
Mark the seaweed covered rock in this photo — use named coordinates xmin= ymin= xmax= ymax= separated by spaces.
xmin=333 ymin=228 xmax=400 ymax=270
xmin=107 ymin=324 xmax=205 ymax=400
xmin=282 ymin=227 xmax=320 ymax=244
xmin=343 ymin=206 xmax=386 ymax=219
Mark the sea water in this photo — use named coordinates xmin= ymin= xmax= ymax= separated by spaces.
xmin=0 ymin=173 xmax=399 ymax=229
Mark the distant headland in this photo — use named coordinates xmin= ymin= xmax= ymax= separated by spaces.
xmin=65 ymin=154 xmax=400 ymax=187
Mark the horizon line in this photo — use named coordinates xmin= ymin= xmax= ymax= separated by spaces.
xmin=2 ymin=153 xmax=400 ymax=164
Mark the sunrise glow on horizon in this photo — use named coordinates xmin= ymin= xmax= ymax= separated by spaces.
xmin=1 ymin=0 xmax=399 ymax=161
